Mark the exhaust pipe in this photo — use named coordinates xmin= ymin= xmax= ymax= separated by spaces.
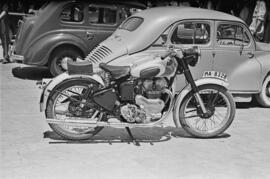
xmin=46 ymin=118 xmax=164 ymax=128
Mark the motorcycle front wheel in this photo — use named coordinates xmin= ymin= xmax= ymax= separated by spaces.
xmin=178 ymin=84 xmax=235 ymax=138
xmin=46 ymin=79 xmax=105 ymax=140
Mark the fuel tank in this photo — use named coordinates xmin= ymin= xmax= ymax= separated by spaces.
xmin=130 ymin=55 xmax=177 ymax=78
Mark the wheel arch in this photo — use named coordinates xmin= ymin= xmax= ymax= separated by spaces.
xmin=263 ymin=71 xmax=270 ymax=82
xmin=254 ymin=71 xmax=270 ymax=107
xmin=47 ymin=43 xmax=85 ymax=66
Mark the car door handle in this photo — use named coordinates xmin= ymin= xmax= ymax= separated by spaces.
xmin=86 ymin=32 xmax=94 ymax=40
xmin=247 ymin=52 xmax=254 ymax=58
xmin=212 ymin=52 xmax=216 ymax=58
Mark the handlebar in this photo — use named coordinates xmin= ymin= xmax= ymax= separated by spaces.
xmin=161 ymin=45 xmax=200 ymax=60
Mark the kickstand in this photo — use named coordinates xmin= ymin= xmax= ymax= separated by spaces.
xmin=125 ymin=127 xmax=140 ymax=146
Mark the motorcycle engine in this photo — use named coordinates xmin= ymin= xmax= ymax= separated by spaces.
xmin=120 ymin=78 xmax=168 ymax=123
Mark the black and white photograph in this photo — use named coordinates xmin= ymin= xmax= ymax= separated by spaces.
xmin=1 ymin=0 xmax=270 ymax=178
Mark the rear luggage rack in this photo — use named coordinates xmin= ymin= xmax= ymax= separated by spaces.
xmin=67 ymin=60 xmax=93 ymax=75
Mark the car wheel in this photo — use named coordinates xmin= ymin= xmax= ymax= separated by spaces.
xmin=49 ymin=47 xmax=83 ymax=76
xmin=255 ymin=75 xmax=270 ymax=108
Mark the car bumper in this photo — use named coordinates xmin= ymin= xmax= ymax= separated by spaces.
xmin=10 ymin=54 xmax=24 ymax=62
xmin=9 ymin=45 xmax=24 ymax=62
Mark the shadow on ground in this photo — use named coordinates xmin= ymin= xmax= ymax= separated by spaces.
xmin=12 ymin=66 xmax=52 ymax=80
xmin=44 ymin=127 xmax=230 ymax=146
xmin=236 ymin=101 xmax=261 ymax=109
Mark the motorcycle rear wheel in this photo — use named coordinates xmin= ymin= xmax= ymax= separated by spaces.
xmin=46 ymin=79 xmax=105 ymax=140
xmin=179 ymin=84 xmax=235 ymax=138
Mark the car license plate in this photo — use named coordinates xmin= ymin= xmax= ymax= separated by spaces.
xmin=203 ymin=71 xmax=228 ymax=81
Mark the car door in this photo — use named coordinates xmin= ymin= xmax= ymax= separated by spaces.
xmin=59 ymin=2 xmax=88 ymax=44
xmin=168 ymin=20 xmax=215 ymax=92
xmin=213 ymin=21 xmax=261 ymax=93
xmin=84 ymin=3 xmax=119 ymax=51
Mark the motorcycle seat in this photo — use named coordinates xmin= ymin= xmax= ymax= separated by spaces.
xmin=99 ymin=63 xmax=130 ymax=79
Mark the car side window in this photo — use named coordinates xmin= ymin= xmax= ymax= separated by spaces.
xmin=89 ymin=5 xmax=117 ymax=25
xmin=60 ymin=4 xmax=83 ymax=22
xmin=171 ymin=22 xmax=210 ymax=45
xmin=216 ymin=24 xmax=250 ymax=46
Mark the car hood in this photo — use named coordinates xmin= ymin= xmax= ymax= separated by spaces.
xmin=256 ymin=42 xmax=270 ymax=52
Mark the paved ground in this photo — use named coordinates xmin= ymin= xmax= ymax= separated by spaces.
xmin=1 ymin=53 xmax=270 ymax=178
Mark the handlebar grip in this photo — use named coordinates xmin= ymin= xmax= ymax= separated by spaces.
xmin=161 ymin=51 xmax=172 ymax=60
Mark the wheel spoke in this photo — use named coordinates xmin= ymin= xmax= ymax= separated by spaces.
xmin=213 ymin=113 xmax=225 ymax=123
xmin=185 ymin=109 xmax=197 ymax=113
xmin=67 ymin=89 xmax=82 ymax=96
xmin=55 ymin=109 xmax=69 ymax=115
xmin=210 ymin=92 xmax=219 ymax=106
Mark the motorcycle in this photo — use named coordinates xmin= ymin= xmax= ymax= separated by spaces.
xmin=39 ymin=45 xmax=235 ymax=142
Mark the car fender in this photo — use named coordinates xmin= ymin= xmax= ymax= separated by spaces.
xmin=25 ymin=32 xmax=89 ymax=65
xmin=255 ymin=52 xmax=270 ymax=87
xmin=173 ymin=78 xmax=229 ymax=128
xmin=40 ymin=72 xmax=104 ymax=112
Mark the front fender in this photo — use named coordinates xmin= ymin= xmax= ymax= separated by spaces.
xmin=40 ymin=72 xmax=104 ymax=112
xmin=173 ymin=78 xmax=229 ymax=128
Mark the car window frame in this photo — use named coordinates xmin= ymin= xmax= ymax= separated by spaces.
xmin=168 ymin=19 xmax=214 ymax=48
xmin=214 ymin=20 xmax=254 ymax=50
xmin=59 ymin=2 xmax=85 ymax=25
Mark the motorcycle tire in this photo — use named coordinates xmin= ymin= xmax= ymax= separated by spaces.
xmin=46 ymin=79 xmax=105 ymax=140
xmin=178 ymin=84 xmax=236 ymax=138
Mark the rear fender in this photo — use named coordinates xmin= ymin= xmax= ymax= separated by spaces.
xmin=40 ymin=72 xmax=104 ymax=112
xmin=173 ymin=78 xmax=229 ymax=127
xmin=25 ymin=33 xmax=88 ymax=65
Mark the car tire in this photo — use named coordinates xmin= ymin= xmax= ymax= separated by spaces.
xmin=49 ymin=47 xmax=83 ymax=76
xmin=255 ymin=75 xmax=270 ymax=108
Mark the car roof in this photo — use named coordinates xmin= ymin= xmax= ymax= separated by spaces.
xmin=72 ymin=0 xmax=146 ymax=8
xmin=136 ymin=7 xmax=244 ymax=23
xmin=111 ymin=7 xmax=245 ymax=54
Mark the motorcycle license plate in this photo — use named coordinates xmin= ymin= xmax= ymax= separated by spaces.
xmin=203 ymin=71 xmax=228 ymax=81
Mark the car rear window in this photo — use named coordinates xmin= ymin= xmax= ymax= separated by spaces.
xmin=119 ymin=17 xmax=143 ymax=31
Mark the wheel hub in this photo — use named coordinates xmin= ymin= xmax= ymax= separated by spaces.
xmin=200 ymin=106 xmax=215 ymax=119
xmin=60 ymin=57 xmax=73 ymax=70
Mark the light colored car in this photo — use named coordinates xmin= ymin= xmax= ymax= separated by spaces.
xmin=85 ymin=7 xmax=270 ymax=107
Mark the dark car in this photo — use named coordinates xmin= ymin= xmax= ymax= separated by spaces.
xmin=10 ymin=1 xmax=145 ymax=76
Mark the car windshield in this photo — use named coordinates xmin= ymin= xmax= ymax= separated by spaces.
xmin=118 ymin=17 xmax=143 ymax=31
